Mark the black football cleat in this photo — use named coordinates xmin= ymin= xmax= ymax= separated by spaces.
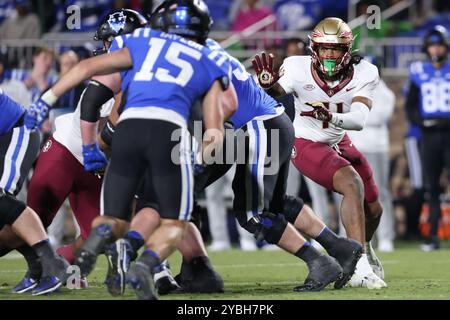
xmin=104 ymin=239 xmax=131 ymax=296
xmin=154 ymin=260 xmax=180 ymax=295
xmin=328 ymin=238 xmax=363 ymax=289
xmin=174 ymin=256 xmax=224 ymax=294
xmin=126 ymin=262 xmax=159 ymax=300
xmin=293 ymin=255 xmax=343 ymax=292
xmin=74 ymin=224 xmax=112 ymax=277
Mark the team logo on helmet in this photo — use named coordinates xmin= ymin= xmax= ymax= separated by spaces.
xmin=108 ymin=11 xmax=126 ymax=34
xmin=291 ymin=147 xmax=297 ymax=159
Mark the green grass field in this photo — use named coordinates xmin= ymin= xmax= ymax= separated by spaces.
xmin=1 ymin=241 xmax=449 ymax=300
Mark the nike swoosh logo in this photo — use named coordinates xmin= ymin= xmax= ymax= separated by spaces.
xmin=346 ymin=86 xmax=357 ymax=91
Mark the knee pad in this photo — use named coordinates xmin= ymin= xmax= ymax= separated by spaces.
xmin=235 ymin=211 xmax=288 ymax=245
xmin=235 ymin=212 xmax=261 ymax=234
xmin=0 ymin=189 xmax=26 ymax=228
xmin=259 ymin=211 xmax=288 ymax=244
xmin=282 ymin=195 xmax=304 ymax=224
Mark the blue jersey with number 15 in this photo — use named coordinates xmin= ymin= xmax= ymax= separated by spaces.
xmin=109 ymin=28 xmax=231 ymax=122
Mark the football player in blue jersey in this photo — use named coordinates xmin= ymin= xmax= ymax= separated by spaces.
xmin=0 ymin=90 xmax=70 ymax=295
xmin=124 ymin=4 xmax=367 ymax=294
xmin=3 ymin=8 xmax=148 ymax=296
xmin=405 ymin=25 xmax=450 ymax=251
xmin=24 ymin=0 xmax=236 ymax=300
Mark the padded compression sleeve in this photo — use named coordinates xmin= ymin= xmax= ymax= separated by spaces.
xmin=330 ymin=101 xmax=370 ymax=131
xmin=80 ymin=80 xmax=114 ymax=122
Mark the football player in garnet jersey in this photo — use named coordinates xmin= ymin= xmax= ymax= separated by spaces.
xmin=253 ymin=17 xmax=387 ymax=289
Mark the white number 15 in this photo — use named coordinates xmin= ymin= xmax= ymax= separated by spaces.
xmin=134 ymin=38 xmax=202 ymax=87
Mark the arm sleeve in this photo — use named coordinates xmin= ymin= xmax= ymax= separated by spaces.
xmin=79 ymin=80 xmax=114 ymax=122
xmin=330 ymin=101 xmax=370 ymax=131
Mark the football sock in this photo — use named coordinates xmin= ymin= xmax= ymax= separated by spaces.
xmin=32 ymin=239 xmax=59 ymax=276
xmin=124 ymin=230 xmax=145 ymax=261
xmin=315 ymin=226 xmax=339 ymax=251
xmin=17 ymin=244 xmax=42 ymax=279
xmin=295 ymin=242 xmax=322 ymax=264
xmin=137 ymin=249 xmax=160 ymax=274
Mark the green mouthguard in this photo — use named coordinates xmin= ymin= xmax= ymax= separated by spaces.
xmin=323 ymin=59 xmax=336 ymax=76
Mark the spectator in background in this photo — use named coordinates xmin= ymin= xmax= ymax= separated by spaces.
xmin=0 ymin=0 xmax=41 ymax=39
xmin=285 ymin=37 xmax=307 ymax=57
xmin=3 ymin=47 xmax=57 ymax=103
xmin=0 ymin=0 xmax=15 ymax=26
xmin=23 ymin=47 xmax=57 ymax=101
xmin=347 ymin=56 xmax=396 ymax=252
xmin=0 ymin=54 xmax=32 ymax=106
xmin=274 ymin=0 xmax=322 ymax=31
xmin=232 ymin=0 xmax=277 ymax=48
xmin=53 ymin=50 xmax=83 ymax=111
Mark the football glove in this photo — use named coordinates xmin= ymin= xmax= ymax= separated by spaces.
xmin=252 ymin=52 xmax=283 ymax=89
xmin=82 ymin=143 xmax=108 ymax=173
xmin=300 ymin=102 xmax=333 ymax=122
xmin=24 ymin=98 xmax=50 ymax=130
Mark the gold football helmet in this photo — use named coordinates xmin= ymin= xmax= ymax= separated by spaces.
xmin=309 ymin=17 xmax=354 ymax=78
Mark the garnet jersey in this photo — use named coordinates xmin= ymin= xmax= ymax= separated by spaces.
xmin=278 ymin=56 xmax=379 ymax=144
xmin=53 ymin=88 xmax=114 ymax=165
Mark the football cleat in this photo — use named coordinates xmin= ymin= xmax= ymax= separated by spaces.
xmin=365 ymin=242 xmax=385 ymax=280
xmin=175 ymin=256 xmax=224 ymax=293
xmin=293 ymin=255 xmax=343 ymax=292
xmin=104 ymin=239 xmax=131 ymax=296
xmin=11 ymin=274 xmax=38 ymax=294
xmin=348 ymin=254 xmax=387 ymax=289
xmin=420 ymin=236 xmax=440 ymax=252
xmin=126 ymin=261 xmax=158 ymax=300
xmin=154 ymin=260 xmax=180 ymax=295
xmin=74 ymin=224 xmax=112 ymax=277
xmin=74 ymin=249 xmax=98 ymax=278
xmin=328 ymin=238 xmax=363 ymax=289
xmin=31 ymin=276 xmax=62 ymax=296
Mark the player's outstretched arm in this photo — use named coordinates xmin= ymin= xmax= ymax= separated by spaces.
xmin=52 ymin=48 xmax=131 ymax=98
xmin=252 ymin=52 xmax=287 ymax=98
xmin=301 ymin=97 xmax=372 ymax=131
xmin=221 ymin=81 xmax=238 ymax=121
xmin=24 ymin=48 xmax=132 ymax=131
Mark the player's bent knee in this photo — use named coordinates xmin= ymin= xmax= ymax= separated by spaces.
xmin=367 ymin=200 xmax=383 ymax=218
xmin=282 ymin=195 xmax=304 ymax=224
xmin=0 ymin=190 xmax=27 ymax=228
xmin=261 ymin=212 xmax=288 ymax=244
xmin=336 ymin=168 xmax=365 ymax=198
xmin=235 ymin=211 xmax=288 ymax=245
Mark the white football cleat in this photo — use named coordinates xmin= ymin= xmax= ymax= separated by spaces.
xmin=365 ymin=241 xmax=385 ymax=280
xmin=349 ymin=254 xmax=387 ymax=289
